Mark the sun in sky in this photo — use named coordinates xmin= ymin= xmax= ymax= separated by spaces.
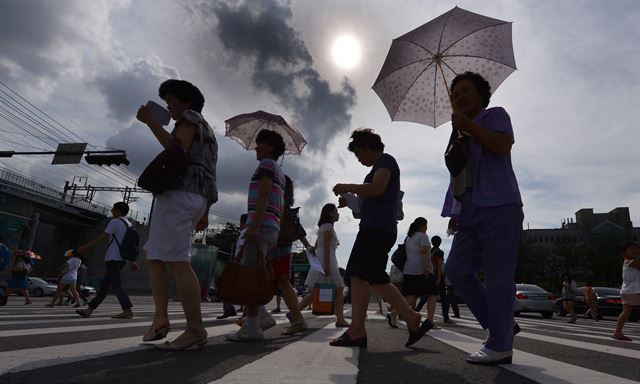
xmin=331 ymin=34 xmax=362 ymax=70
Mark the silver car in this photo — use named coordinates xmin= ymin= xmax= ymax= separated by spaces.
xmin=514 ymin=284 xmax=556 ymax=319
xmin=27 ymin=277 xmax=58 ymax=297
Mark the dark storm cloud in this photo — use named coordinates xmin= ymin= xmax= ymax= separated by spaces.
xmin=0 ymin=1 xmax=77 ymax=78
xmin=209 ymin=0 xmax=357 ymax=152
xmin=94 ymin=59 xmax=179 ymax=123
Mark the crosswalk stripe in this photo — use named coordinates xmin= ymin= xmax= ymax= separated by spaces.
xmin=210 ymin=323 xmax=358 ymax=384
xmin=428 ymin=328 xmax=639 ymax=384
xmin=0 ymin=315 xmax=287 ymax=338
xmin=0 ymin=322 xmax=246 ymax=375
xmin=447 ymin=316 xmax=640 ymax=359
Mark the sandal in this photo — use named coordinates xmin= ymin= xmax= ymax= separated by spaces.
xmin=611 ymin=334 xmax=632 ymax=341
xmin=143 ymin=325 xmax=171 ymax=342
xmin=330 ymin=331 xmax=367 ymax=348
xmin=282 ymin=320 xmax=307 ymax=335
xmin=154 ymin=336 xmax=208 ymax=351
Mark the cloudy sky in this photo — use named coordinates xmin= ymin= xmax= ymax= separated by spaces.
xmin=0 ymin=0 xmax=638 ymax=267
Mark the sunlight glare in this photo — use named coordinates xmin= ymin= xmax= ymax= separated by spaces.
xmin=331 ymin=35 xmax=361 ymax=70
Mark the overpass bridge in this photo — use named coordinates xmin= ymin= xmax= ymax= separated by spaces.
xmin=0 ymin=168 xmax=150 ymax=291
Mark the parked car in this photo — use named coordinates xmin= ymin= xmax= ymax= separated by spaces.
xmin=41 ymin=276 xmax=96 ymax=296
xmin=27 ymin=277 xmax=58 ymax=297
xmin=514 ymin=284 xmax=556 ymax=319
xmin=555 ymin=286 xmax=639 ymax=321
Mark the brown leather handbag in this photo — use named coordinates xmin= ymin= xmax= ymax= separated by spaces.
xmin=138 ymin=138 xmax=188 ymax=195
xmin=216 ymin=246 xmax=275 ymax=305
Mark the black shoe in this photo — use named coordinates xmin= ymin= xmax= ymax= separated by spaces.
xmin=406 ymin=319 xmax=433 ymax=347
xmin=0 ymin=295 xmax=7 ymax=306
xmin=453 ymin=314 xmax=460 ymax=318
xmin=444 ymin=319 xmax=456 ymax=325
xmin=330 ymin=331 xmax=367 ymax=348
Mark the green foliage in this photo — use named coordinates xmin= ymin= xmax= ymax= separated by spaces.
xmin=517 ymin=232 xmax=631 ymax=291
xmin=291 ymin=250 xmax=308 ymax=265
xmin=205 ymin=222 xmax=240 ymax=254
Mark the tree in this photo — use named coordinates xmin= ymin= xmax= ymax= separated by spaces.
xmin=588 ymin=233 xmax=627 ymax=286
xmin=554 ymin=235 xmax=577 ymax=273
xmin=205 ymin=223 xmax=240 ymax=255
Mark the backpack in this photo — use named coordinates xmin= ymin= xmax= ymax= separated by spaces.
xmin=277 ymin=207 xmax=301 ymax=246
xmin=390 ymin=243 xmax=407 ymax=271
xmin=111 ymin=218 xmax=140 ymax=261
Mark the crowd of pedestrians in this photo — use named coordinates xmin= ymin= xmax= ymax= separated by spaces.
xmin=1 ymin=74 xmax=638 ymax=367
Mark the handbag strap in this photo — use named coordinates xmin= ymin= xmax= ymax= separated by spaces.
xmin=234 ymin=244 xmax=266 ymax=265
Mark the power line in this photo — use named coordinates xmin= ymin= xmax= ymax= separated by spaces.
xmin=0 ymin=81 xmax=94 ymax=146
xmin=0 ymin=92 xmax=71 ymax=145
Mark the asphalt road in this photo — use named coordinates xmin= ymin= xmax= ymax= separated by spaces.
xmin=1 ymin=295 xmax=639 ymax=383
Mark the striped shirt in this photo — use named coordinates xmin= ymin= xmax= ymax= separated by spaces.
xmin=247 ymin=159 xmax=285 ymax=230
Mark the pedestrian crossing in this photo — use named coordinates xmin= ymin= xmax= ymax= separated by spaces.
xmin=1 ymin=297 xmax=639 ymax=383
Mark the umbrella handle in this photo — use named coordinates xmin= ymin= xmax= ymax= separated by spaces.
xmin=437 ymin=61 xmax=454 ymax=111
xmin=438 ymin=62 xmax=463 ymax=139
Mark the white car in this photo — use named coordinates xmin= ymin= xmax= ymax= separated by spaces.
xmin=27 ymin=277 xmax=58 ymax=297
xmin=27 ymin=277 xmax=96 ymax=297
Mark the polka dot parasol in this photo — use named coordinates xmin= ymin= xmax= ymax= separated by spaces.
xmin=373 ymin=6 xmax=517 ymax=128
xmin=224 ymin=110 xmax=307 ymax=155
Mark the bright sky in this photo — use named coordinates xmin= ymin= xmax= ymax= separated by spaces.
xmin=0 ymin=0 xmax=638 ymax=269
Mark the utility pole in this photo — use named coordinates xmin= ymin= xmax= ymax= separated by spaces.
xmin=63 ymin=182 xmax=150 ymax=204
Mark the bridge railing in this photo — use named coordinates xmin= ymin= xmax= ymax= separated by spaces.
xmin=0 ymin=168 xmax=139 ymax=220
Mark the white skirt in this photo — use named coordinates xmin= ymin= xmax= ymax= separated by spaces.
xmin=305 ymin=266 xmax=345 ymax=288
xmin=144 ymin=190 xmax=206 ymax=262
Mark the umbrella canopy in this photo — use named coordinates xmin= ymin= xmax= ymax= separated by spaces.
xmin=14 ymin=250 xmax=42 ymax=260
xmin=373 ymin=6 xmax=517 ymax=128
xmin=224 ymin=110 xmax=307 ymax=155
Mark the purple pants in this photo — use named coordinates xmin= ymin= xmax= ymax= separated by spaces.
xmin=445 ymin=191 xmax=523 ymax=352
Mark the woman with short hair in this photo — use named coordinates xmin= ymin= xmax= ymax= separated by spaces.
xmin=442 ymin=71 xmax=524 ymax=365
xmin=136 ymin=79 xmax=218 ymax=350
xmin=331 ymin=129 xmax=432 ymax=348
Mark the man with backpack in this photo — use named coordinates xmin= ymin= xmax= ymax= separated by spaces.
xmin=75 ymin=202 xmax=139 ymax=319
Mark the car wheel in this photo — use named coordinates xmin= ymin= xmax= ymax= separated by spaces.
xmin=33 ymin=288 xmax=44 ymax=297
xmin=541 ymin=311 xmax=553 ymax=319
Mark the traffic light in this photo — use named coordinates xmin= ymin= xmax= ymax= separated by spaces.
xmin=84 ymin=153 xmax=130 ymax=166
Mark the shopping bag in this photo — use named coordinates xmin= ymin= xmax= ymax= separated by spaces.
xmin=312 ymin=283 xmax=336 ymax=315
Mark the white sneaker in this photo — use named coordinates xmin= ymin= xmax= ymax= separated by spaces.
xmin=259 ymin=314 xmax=276 ymax=330
xmin=466 ymin=347 xmax=512 ymax=365
xmin=225 ymin=326 xmax=265 ymax=341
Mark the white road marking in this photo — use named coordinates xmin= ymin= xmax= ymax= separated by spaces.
xmin=210 ymin=323 xmax=358 ymax=384
xmin=0 ymin=320 xmax=282 ymax=375
xmin=429 ymin=328 xmax=639 ymax=384
xmin=445 ymin=316 xmax=640 ymax=358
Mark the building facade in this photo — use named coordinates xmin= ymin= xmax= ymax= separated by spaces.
xmin=520 ymin=207 xmax=640 ymax=288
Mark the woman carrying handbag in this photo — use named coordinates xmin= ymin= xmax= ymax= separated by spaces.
xmin=136 ymin=79 xmax=218 ymax=351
